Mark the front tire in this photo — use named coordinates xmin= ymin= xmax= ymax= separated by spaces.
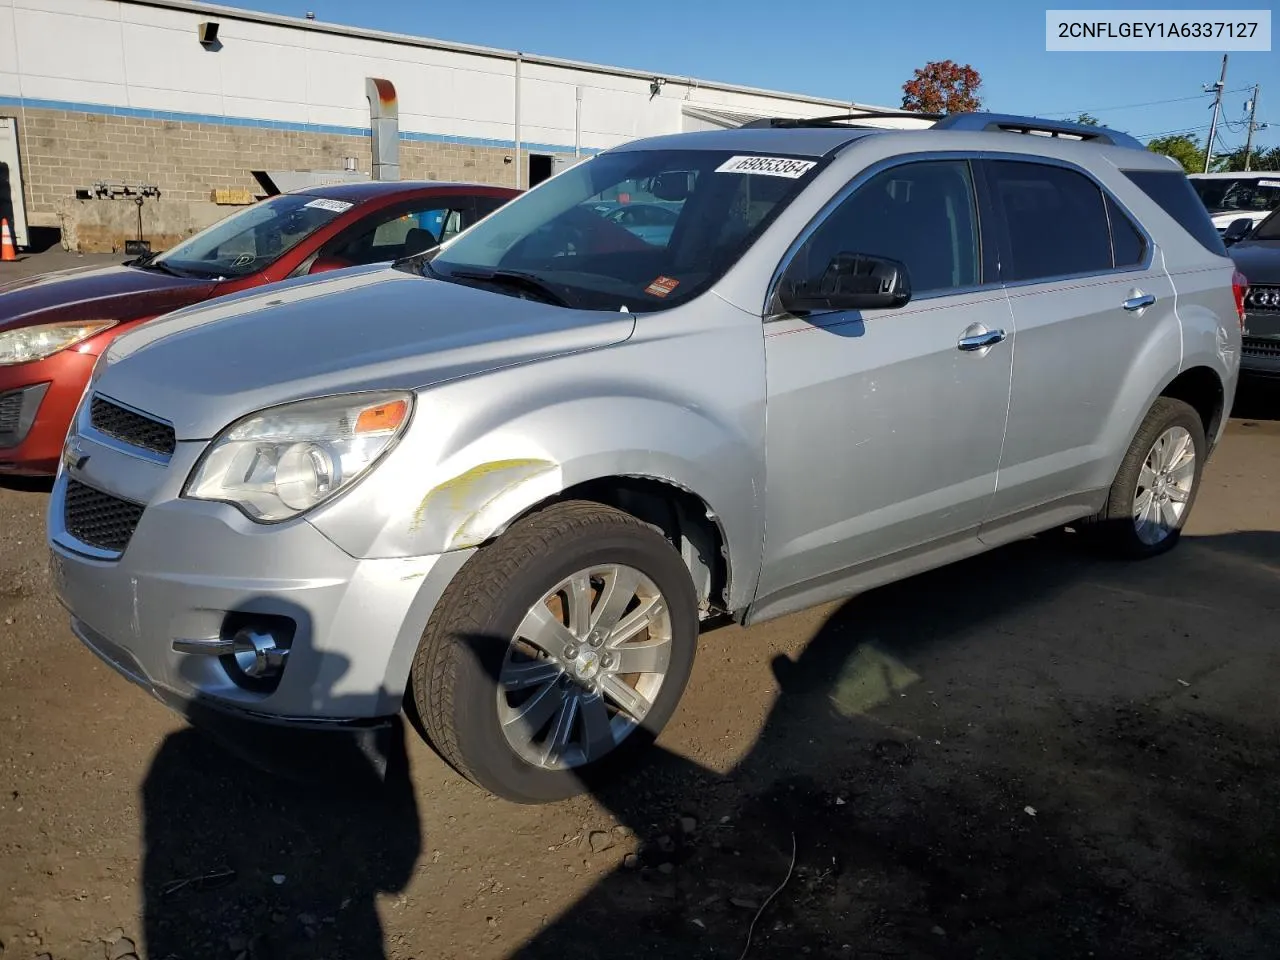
xmin=409 ymin=500 xmax=699 ymax=803
xmin=1080 ymin=397 xmax=1206 ymax=558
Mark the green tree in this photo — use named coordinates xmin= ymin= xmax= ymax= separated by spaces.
xmin=1075 ymin=113 xmax=1100 ymax=126
xmin=1213 ymin=144 xmax=1280 ymax=171
xmin=901 ymin=60 xmax=984 ymax=115
xmin=1146 ymin=134 xmax=1206 ymax=173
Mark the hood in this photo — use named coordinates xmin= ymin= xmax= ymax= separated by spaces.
xmin=96 ymin=265 xmax=637 ymax=440
xmin=0 ymin=262 xmax=218 ymax=331
xmin=1210 ymin=210 xmax=1269 ymax=230
xmin=1229 ymin=240 xmax=1280 ymax=286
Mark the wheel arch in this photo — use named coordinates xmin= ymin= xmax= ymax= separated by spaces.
xmin=1159 ymin=365 xmax=1226 ymax=449
xmin=490 ymin=474 xmax=734 ymax=621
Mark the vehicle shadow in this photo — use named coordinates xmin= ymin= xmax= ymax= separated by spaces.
xmin=1231 ymin=375 xmax=1280 ymax=422
xmin=141 ymin=694 xmax=419 ymax=960
xmin=512 ymin=529 xmax=1280 ymax=959
xmin=0 ymin=474 xmax=54 ymax=494
xmin=133 ymin=529 xmax=1280 ymax=960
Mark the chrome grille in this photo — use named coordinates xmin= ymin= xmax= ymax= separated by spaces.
xmin=90 ymin=396 xmax=176 ymax=456
xmin=1245 ymin=285 xmax=1280 ymax=313
xmin=63 ymin=479 xmax=145 ymax=554
xmin=0 ymin=390 xmax=21 ymax=437
xmin=1243 ymin=337 xmax=1280 ymax=358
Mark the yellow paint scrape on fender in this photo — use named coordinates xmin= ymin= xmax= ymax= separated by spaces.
xmin=411 ymin=458 xmax=562 ymax=549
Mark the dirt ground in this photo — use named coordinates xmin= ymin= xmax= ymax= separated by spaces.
xmin=2 ymin=251 xmax=1279 ymax=960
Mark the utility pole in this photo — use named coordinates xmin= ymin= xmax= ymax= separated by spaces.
xmin=1243 ymin=84 xmax=1261 ymax=171
xmin=1203 ymin=54 xmax=1228 ymax=173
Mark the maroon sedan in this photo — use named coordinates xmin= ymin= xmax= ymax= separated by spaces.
xmin=0 ymin=180 xmax=519 ymax=475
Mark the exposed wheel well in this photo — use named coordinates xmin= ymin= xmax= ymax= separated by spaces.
xmin=507 ymin=476 xmax=730 ymax=618
xmin=1160 ymin=366 xmax=1225 ymax=443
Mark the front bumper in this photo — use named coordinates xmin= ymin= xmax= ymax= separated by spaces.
xmin=1241 ymin=337 xmax=1280 ymax=377
xmin=0 ymin=351 xmax=96 ymax=475
xmin=1241 ymin=306 xmax=1280 ymax=377
xmin=48 ymin=429 xmax=471 ymax=725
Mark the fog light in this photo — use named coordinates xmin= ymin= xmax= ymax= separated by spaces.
xmin=231 ymin=627 xmax=289 ymax=678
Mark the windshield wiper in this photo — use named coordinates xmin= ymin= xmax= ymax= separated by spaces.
xmin=132 ymin=257 xmax=203 ymax=279
xmin=444 ymin=269 xmax=576 ymax=308
xmin=126 ymin=249 xmax=160 ymax=267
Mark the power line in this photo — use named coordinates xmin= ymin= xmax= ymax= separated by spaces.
xmin=1040 ymin=87 xmax=1255 ymax=118
xmin=1041 ymin=93 xmax=1212 ymax=117
xmin=1136 ymin=123 xmax=1212 ymax=138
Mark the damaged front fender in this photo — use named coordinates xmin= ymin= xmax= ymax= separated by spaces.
xmin=408 ymin=457 xmax=562 ymax=549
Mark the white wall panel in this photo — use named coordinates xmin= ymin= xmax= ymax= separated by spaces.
xmin=121 ymin=23 xmax=222 ymax=95
xmin=0 ymin=5 xmax=20 ymax=86
xmin=9 ymin=0 xmax=912 ymax=147
xmin=217 ymin=38 xmax=309 ymax=106
xmin=15 ymin=73 xmax=126 ymax=105
xmin=13 ymin=0 xmax=112 ymax=20
xmin=126 ymin=84 xmax=222 ymax=115
xmin=14 ymin=6 xmax=127 ymax=87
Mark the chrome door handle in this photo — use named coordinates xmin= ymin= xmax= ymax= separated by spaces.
xmin=1123 ymin=293 xmax=1156 ymax=312
xmin=957 ymin=329 xmax=1007 ymax=351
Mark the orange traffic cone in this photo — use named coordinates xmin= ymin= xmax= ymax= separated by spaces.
xmin=0 ymin=219 xmax=14 ymax=261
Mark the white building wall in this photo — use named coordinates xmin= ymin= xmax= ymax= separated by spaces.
xmin=1 ymin=0 xmax=928 ymax=153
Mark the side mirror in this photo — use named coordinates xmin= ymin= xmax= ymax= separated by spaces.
xmin=650 ymin=172 xmax=692 ymax=202
xmin=308 ymin=255 xmax=352 ymax=275
xmin=1223 ymin=218 xmax=1254 ymax=245
xmin=780 ymin=252 xmax=912 ymax=314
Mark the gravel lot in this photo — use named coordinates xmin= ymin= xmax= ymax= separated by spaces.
xmin=2 ymin=251 xmax=1279 ymax=960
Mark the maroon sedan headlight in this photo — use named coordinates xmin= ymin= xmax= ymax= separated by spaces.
xmin=0 ymin=320 xmax=117 ymax=365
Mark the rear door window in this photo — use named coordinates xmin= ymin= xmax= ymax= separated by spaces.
xmin=987 ymin=161 xmax=1113 ymax=282
xmin=1122 ymin=169 xmax=1228 ymax=256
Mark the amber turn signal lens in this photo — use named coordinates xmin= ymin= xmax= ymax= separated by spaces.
xmin=355 ymin=399 xmax=409 ymax=434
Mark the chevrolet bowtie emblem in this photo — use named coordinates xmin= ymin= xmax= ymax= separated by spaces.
xmin=63 ymin=436 xmax=89 ymax=472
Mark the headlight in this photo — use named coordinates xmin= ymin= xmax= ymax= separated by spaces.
xmin=185 ymin=391 xmax=413 ymax=522
xmin=0 ymin=320 xmax=117 ymax=365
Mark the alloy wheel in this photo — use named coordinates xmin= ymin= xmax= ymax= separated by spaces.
xmin=496 ymin=564 xmax=672 ymax=769
xmin=1133 ymin=425 xmax=1196 ymax=545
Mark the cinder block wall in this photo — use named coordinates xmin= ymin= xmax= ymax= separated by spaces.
xmin=13 ymin=105 xmax=517 ymax=252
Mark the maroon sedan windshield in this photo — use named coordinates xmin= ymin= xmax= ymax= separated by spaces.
xmin=152 ymin=194 xmax=354 ymax=279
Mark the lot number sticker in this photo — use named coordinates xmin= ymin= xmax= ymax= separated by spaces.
xmin=645 ymin=276 xmax=681 ymax=298
xmin=304 ymin=198 xmax=354 ymax=213
xmin=715 ymin=156 xmax=817 ymax=179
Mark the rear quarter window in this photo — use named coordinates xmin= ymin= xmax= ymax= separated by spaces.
xmin=1121 ymin=169 xmax=1228 ymax=257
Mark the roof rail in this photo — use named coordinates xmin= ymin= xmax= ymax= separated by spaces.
xmin=739 ymin=109 xmax=943 ymax=129
xmin=931 ymin=112 xmax=1145 ymax=150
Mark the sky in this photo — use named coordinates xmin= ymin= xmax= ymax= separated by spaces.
xmin=231 ymin=0 xmax=1278 ymax=155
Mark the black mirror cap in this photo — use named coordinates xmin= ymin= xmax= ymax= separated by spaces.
xmin=1223 ymin=217 xmax=1255 ymax=245
xmin=650 ymin=172 xmax=693 ymax=202
xmin=781 ymin=252 xmax=913 ymax=314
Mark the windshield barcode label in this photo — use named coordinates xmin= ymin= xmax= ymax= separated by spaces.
xmin=303 ymin=198 xmax=354 ymax=213
xmin=715 ymin=156 xmax=817 ymax=179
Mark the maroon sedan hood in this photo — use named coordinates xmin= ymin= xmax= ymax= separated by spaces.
xmin=0 ymin=262 xmax=221 ymax=331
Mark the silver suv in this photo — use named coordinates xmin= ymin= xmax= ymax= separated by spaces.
xmin=48 ymin=113 xmax=1243 ymax=802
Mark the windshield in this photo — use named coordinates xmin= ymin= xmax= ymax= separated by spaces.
xmin=424 ymin=149 xmax=826 ymax=311
xmin=152 ymin=194 xmax=354 ymax=278
xmin=1254 ymin=207 xmax=1280 ymax=240
xmin=1191 ymin=176 xmax=1280 ymax=214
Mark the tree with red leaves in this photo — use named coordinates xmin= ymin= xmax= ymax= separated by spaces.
xmin=901 ymin=60 xmax=984 ymax=115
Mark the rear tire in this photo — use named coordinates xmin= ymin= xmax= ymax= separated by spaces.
xmin=1079 ymin=397 xmax=1206 ymax=559
xmin=409 ymin=500 xmax=699 ymax=803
